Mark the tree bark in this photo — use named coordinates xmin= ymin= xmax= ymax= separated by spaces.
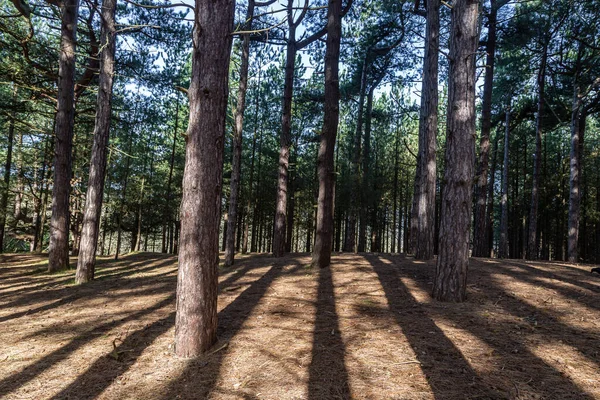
xmin=75 ymin=0 xmax=117 ymax=283
xmin=412 ymin=0 xmax=439 ymax=260
xmin=568 ymin=91 xmax=585 ymax=263
xmin=526 ymin=45 xmax=547 ymax=260
xmin=224 ymin=0 xmax=254 ymax=266
xmin=432 ymin=0 xmax=478 ymax=302
xmin=162 ymin=99 xmax=179 ymax=253
xmin=312 ymin=0 xmax=342 ymax=267
xmin=175 ymin=0 xmax=234 ymax=358
xmin=472 ymin=5 xmax=497 ymax=258
xmin=48 ymin=0 xmax=80 ymax=272
xmin=499 ymin=104 xmax=510 ymax=259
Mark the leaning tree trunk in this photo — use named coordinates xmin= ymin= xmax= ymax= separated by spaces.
xmin=432 ymin=0 xmax=478 ymax=302
xmin=526 ymin=45 xmax=547 ymax=260
xmin=412 ymin=0 xmax=439 ymax=260
xmin=48 ymin=0 xmax=80 ymax=272
xmin=75 ymin=0 xmax=117 ymax=283
xmin=472 ymin=6 xmax=497 ymax=257
xmin=175 ymin=0 xmax=234 ymax=358
xmin=311 ymin=0 xmax=341 ymax=267
xmin=499 ymin=104 xmax=510 ymax=259
xmin=224 ymin=0 xmax=254 ymax=266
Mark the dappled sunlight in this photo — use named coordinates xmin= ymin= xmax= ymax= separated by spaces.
xmin=1 ymin=253 xmax=599 ymax=399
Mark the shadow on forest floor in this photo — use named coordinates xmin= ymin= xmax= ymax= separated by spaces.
xmin=0 ymin=252 xmax=598 ymax=399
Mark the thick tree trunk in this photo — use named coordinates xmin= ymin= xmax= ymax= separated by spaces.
xmin=432 ymin=0 xmax=478 ymax=302
xmin=0 ymin=112 xmax=15 ymax=253
xmin=499 ymin=105 xmax=510 ymax=258
xmin=224 ymin=0 xmax=254 ymax=266
xmin=48 ymin=0 xmax=79 ymax=272
xmin=175 ymin=0 xmax=234 ymax=358
xmin=75 ymin=0 xmax=117 ymax=283
xmin=472 ymin=6 xmax=497 ymax=257
xmin=526 ymin=46 xmax=547 ymax=260
xmin=412 ymin=0 xmax=439 ymax=260
xmin=312 ymin=0 xmax=341 ymax=267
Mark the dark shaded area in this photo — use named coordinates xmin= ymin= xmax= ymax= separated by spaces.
xmin=308 ymin=266 xmax=351 ymax=399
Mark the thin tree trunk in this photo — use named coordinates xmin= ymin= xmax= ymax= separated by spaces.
xmin=75 ymin=0 xmax=117 ymax=282
xmin=224 ymin=0 xmax=254 ymax=266
xmin=359 ymin=87 xmax=376 ymax=252
xmin=432 ymin=0 xmax=478 ymax=302
xmin=114 ymin=137 xmax=132 ymax=260
xmin=134 ymin=177 xmax=144 ymax=251
xmin=163 ymin=99 xmax=179 ymax=253
xmin=526 ymin=45 xmax=547 ymax=260
xmin=568 ymin=95 xmax=585 ymax=263
xmin=0 ymin=106 xmax=15 ymax=253
xmin=343 ymin=58 xmax=367 ymax=252
xmin=499 ymin=105 xmax=510 ymax=258
xmin=48 ymin=0 xmax=79 ymax=272
xmin=312 ymin=0 xmax=342 ymax=267
xmin=14 ymin=130 xmax=24 ymax=222
xmin=412 ymin=0 xmax=439 ymax=260
xmin=472 ymin=5 xmax=497 ymax=257
xmin=485 ymin=132 xmax=499 ymax=257
xmin=391 ymin=127 xmax=399 ymax=253
xmin=175 ymin=0 xmax=234 ymax=358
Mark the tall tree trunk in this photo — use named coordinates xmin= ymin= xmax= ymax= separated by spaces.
xmin=75 ymin=0 xmax=117 ymax=282
xmin=0 ymin=107 xmax=15 ymax=253
xmin=134 ymin=177 xmax=144 ymax=251
xmin=432 ymin=0 xmax=478 ymax=302
xmin=48 ymin=0 xmax=79 ymax=272
xmin=175 ymin=0 xmax=234 ymax=358
xmin=485 ymin=132 xmax=499 ymax=256
xmin=472 ymin=5 xmax=497 ymax=257
xmin=311 ymin=0 xmax=342 ymax=266
xmin=13 ymin=130 xmax=24 ymax=222
xmin=343 ymin=58 xmax=367 ymax=252
xmin=224 ymin=0 xmax=254 ymax=266
xmin=114 ymin=136 xmax=132 ymax=260
xmin=359 ymin=86 xmax=375 ymax=252
xmin=499 ymin=105 xmax=510 ymax=258
xmin=412 ymin=0 xmax=439 ymax=260
xmin=272 ymin=13 xmax=297 ymax=258
xmin=391 ymin=127 xmax=399 ymax=254
xmin=526 ymin=45 xmax=547 ymax=260
xmin=162 ymin=99 xmax=179 ymax=253
xmin=567 ymin=92 xmax=584 ymax=263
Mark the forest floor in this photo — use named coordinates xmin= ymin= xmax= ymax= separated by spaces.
xmin=0 ymin=252 xmax=599 ymax=400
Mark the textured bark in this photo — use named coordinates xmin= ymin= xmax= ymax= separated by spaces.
xmin=0 ymin=112 xmax=15 ymax=253
xmin=48 ymin=0 xmax=79 ymax=272
xmin=224 ymin=0 xmax=254 ymax=266
xmin=432 ymin=0 xmax=478 ymax=302
xmin=526 ymin=46 xmax=547 ymax=260
xmin=175 ymin=0 xmax=233 ymax=358
xmin=272 ymin=18 xmax=296 ymax=258
xmin=75 ymin=0 xmax=117 ymax=283
xmin=472 ymin=5 xmax=497 ymax=258
xmin=312 ymin=0 xmax=342 ymax=268
xmin=411 ymin=0 xmax=439 ymax=260
xmin=499 ymin=105 xmax=510 ymax=259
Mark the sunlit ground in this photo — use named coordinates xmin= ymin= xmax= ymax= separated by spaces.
xmin=0 ymin=251 xmax=598 ymax=399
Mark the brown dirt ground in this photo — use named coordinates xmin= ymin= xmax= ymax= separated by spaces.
xmin=0 ymin=252 xmax=599 ymax=400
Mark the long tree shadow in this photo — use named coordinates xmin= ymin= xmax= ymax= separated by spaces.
xmin=366 ymin=255 xmax=505 ymax=400
xmin=380 ymin=255 xmax=597 ymax=399
xmin=158 ymin=259 xmax=302 ymax=399
xmin=307 ymin=265 xmax=351 ymax=400
xmin=0 ymin=254 xmax=266 ymax=398
xmin=0 ymin=258 xmax=177 ymax=323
